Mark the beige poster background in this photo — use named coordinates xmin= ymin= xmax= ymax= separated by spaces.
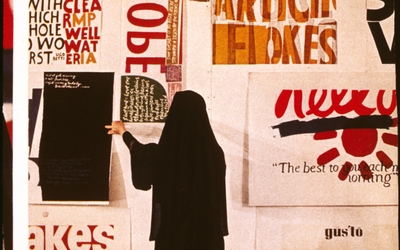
xmin=247 ymin=72 xmax=397 ymax=206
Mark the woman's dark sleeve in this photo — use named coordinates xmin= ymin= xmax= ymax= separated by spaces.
xmin=122 ymin=131 xmax=158 ymax=191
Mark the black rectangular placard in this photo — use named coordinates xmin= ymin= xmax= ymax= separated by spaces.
xmin=38 ymin=72 xmax=114 ymax=202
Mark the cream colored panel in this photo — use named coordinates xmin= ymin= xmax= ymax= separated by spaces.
xmin=256 ymin=206 xmax=398 ymax=250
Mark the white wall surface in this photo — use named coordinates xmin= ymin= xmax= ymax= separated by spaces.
xmin=25 ymin=1 xmax=397 ymax=249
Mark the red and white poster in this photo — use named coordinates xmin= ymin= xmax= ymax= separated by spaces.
xmin=247 ymin=72 xmax=397 ymax=206
xmin=28 ymin=205 xmax=131 ymax=249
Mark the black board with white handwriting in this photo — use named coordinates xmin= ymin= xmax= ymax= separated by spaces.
xmin=38 ymin=72 xmax=114 ymax=202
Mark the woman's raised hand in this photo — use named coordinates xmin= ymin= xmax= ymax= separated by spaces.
xmin=105 ymin=121 xmax=127 ymax=135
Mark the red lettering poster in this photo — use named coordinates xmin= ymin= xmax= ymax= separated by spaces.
xmin=121 ymin=0 xmax=183 ymax=109
xmin=28 ymin=206 xmax=130 ymax=249
xmin=28 ymin=0 xmax=103 ymax=67
xmin=247 ymin=72 xmax=397 ymax=206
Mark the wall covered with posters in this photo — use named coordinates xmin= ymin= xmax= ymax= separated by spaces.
xmin=23 ymin=0 xmax=397 ymax=249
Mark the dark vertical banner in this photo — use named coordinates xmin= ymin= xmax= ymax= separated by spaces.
xmin=39 ymin=72 xmax=114 ymax=202
xmin=366 ymin=0 xmax=395 ymax=64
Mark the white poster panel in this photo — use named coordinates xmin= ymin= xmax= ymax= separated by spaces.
xmin=248 ymin=72 xmax=397 ymax=206
xmin=29 ymin=205 xmax=131 ymax=249
xmin=255 ymin=206 xmax=398 ymax=250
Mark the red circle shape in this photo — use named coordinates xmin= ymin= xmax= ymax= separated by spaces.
xmin=341 ymin=128 xmax=378 ymax=157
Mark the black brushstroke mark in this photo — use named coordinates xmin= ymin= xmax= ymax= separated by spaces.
xmin=272 ymin=115 xmax=393 ymax=137
xmin=29 ymin=88 xmax=42 ymax=153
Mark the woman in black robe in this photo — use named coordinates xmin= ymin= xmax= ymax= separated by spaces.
xmin=106 ymin=90 xmax=228 ymax=249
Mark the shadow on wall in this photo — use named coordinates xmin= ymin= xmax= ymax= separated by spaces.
xmin=212 ymin=121 xmax=252 ymax=206
xmin=212 ymin=87 xmax=256 ymax=207
xmin=109 ymin=152 xmax=129 ymax=207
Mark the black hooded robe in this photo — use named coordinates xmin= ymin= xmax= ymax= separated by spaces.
xmin=122 ymin=91 xmax=228 ymax=250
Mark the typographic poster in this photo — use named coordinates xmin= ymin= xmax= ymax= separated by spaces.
xmin=212 ymin=0 xmax=338 ymax=64
xmin=29 ymin=206 xmax=131 ymax=249
xmin=29 ymin=0 xmax=103 ymax=65
xmin=121 ymin=0 xmax=184 ymax=110
xmin=247 ymin=72 xmax=397 ymax=206
xmin=38 ymin=72 xmax=114 ymax=202
xmin=166 ymin=0 xmax=183 ymax=65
